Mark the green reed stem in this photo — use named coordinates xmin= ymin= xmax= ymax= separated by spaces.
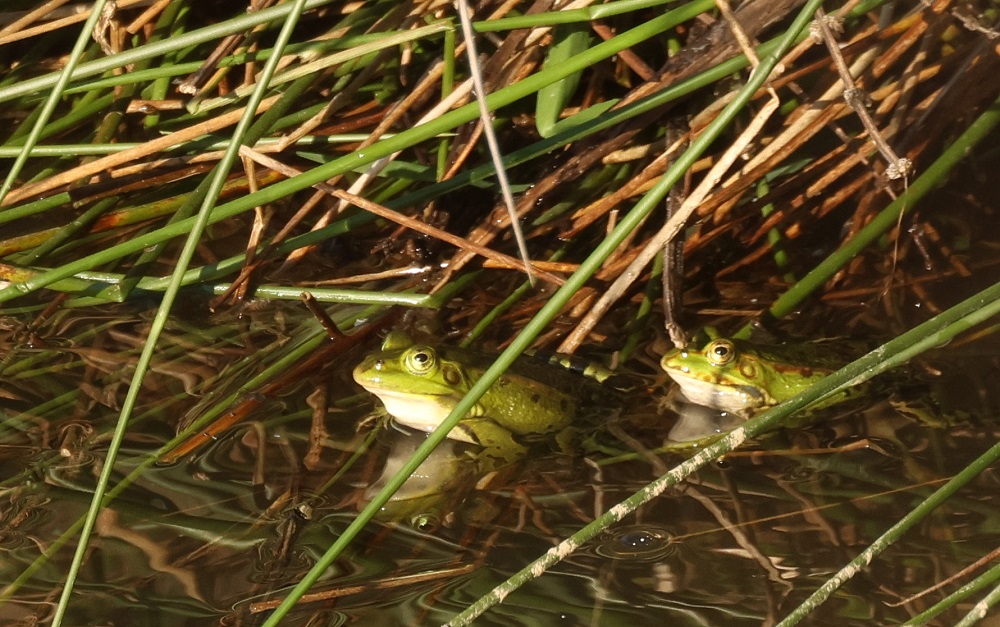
xmin=0 ymin=0 xmax=707 ymax=304
xmin=476 ymin=0 xmax=701 ymax=31
xmin=191 ymin=22 xmax=450 ymax=114
xmin=0 ymin=261 xmax=433 ymax=305
xmin=4 ymin=92 xmax=115 ymax=149
xmin=954 ymin=582 xmax=1000 ymax=627
xmin=0 ymin=136 xmax=372 ymax=157
xmin=17 ymin=197 xmax=119 ymax=264
xmin=137 ymin=0 xmax=187 ymax=128
xmin=904 ymin=561 xmax=1000 ymax=626
xmin=754 ymin=96 xmax=1000 ymax=332
xmin=0 ymin=0 xmax=340 ymax=106
xmin=258 ymin=1 xmax=821 ymax=623
xmin=454 ymin=268 xmax=1000 ymax=626
xmin=0 ymin=0 xmax=109 ymax=206
xmin=49 ymin=3 xmax=310 ymax=623
xmin=777 ymin=412 xmax=1000 ymax=625
xmin=49 ymin=35 xmax=393 ymax=102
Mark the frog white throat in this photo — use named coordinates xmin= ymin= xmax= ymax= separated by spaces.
xmin=368 ymin=388 xmax=484 ymax=444
xmin=667 ymin=371 xmax=766 ymax=414
xmin=368 ymin=388 xmax=454 ymax=431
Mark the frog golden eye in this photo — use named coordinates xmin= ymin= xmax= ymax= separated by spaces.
xmin=706 ymin=339 xmax=736 ymax=366
xmin=404 ymin=347 xmax=436 ymax=374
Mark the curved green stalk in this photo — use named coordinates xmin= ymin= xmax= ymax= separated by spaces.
xmin=436 ymin=26 xmax=457 ymax=179
xmin=258 ymin=1 xmax=822 ymax=623
xmin=49 ymin=2 xmax=311 ymax=623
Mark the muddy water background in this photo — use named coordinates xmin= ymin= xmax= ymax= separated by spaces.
xmin=2 ymin=297 xmax=999 ymax=626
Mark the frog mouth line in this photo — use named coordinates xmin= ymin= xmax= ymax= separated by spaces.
xmin=665 ymin=371 xmax=766 ymax=413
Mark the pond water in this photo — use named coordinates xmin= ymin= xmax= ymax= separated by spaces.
xmin=1 ymin=303 xmax=998 ymax=626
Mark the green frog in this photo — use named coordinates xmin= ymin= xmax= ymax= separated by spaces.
xmin=353 ymin=331 xmax=615 ymax=454
xmin=659 ymin=328 xmax=868 ymax=417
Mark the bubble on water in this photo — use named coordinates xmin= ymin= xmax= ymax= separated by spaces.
xmin=594 ymin=525 xmax=675 ymax=561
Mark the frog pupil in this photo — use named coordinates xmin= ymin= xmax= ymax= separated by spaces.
xmin=407 ymin=348 xmax=434 ymax=373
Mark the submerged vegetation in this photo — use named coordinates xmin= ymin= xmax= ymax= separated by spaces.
xmin=1 ymin=0 xmax=1000 ymax=624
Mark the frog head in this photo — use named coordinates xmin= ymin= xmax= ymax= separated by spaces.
xmin=352 ymin=331 xmax=471 ymax=434
xmin=662 ymin=328 xmax=859 ymax=416
xmin=660 ymin=334 xmax=781 ymax=414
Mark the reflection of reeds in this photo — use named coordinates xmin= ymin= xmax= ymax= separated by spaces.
xmin=1 ymin=0 xmax=999 ymax=624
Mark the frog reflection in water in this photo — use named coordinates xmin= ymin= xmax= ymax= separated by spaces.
xmin=363 ymin=431 xmax=483 ymax=530
xmin=353 ymin=331 xmax=612 ymax=456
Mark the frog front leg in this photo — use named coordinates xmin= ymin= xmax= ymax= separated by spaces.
xmin=455 ymin=418 xmax=528 ymax=464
